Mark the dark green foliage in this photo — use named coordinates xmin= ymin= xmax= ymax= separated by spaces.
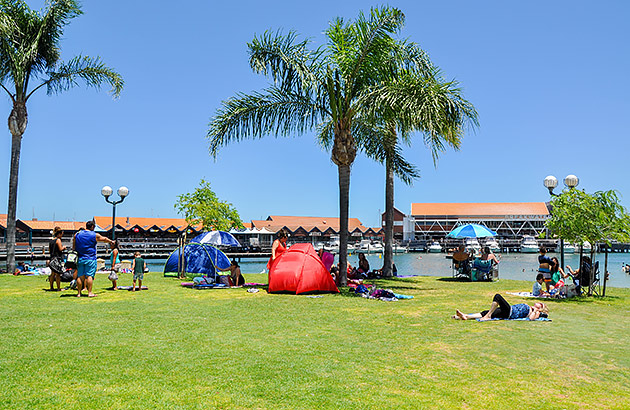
xmin=174 ymin=179 xmax=243 ymax=231
xmin=546 ymin=189 xmax=630 ymax=245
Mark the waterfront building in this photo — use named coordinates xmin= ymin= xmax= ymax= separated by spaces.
xmin=0 ymin=216 xmax=201 ymax=260
xmin=249 ymin=215 xmax=383 ymax=245
xmin=401 ymin=202 xmax=550 ymax=241
xmin=379 ymin=207 xmax=406 ymax=241
xmin=92 ymin=216 xmax=200 ymax=241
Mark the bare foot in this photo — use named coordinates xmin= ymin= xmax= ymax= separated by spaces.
xmin=456 ymin=309 xmax=467 ymax=320
xmin=88 ymin=294 xmax=96 ymax=298
xmin=76 ymin=294 xmax=82 ymax=298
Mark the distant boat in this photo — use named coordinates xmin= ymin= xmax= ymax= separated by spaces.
xmin=428 ymin=241 xmax=443 ymax=253
xmin=392 ymin=243 xmax=408 ymax=253
xmin=556 ymin=242 xmax=576 ymax=254
xmin=357 ymin=239 xmax=384 ymax=253
xmin=405 ymin=240 xmax=425 ymax=252
xmin=520 ymin=236 xmax=539 ymax=253
xmin=485 ymin=238 xmax=501 ymax=253
xmin=465 ymin=238 xmax=481 ymax=253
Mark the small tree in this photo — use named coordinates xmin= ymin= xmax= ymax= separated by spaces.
xmin=174 ymin=180 xmax=244 ymax=232
xmin=592 ymin=190 xmax=630 ymax=296
xmin=546 ymin=189 xmax=630 ymax=295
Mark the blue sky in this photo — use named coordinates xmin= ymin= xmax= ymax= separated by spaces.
xmin=1 ymin=0 xmax=629 ymax=228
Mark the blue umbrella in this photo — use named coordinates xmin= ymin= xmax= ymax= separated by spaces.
xmin=447 ymin=223 xmax=497 ymax=238
xmin=191 ymin=231 xmax=241 ymax=247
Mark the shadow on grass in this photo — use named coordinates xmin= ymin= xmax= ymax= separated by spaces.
xmin=436 ymin=277 xmax=491 ymax=283
xmin=549 ymin=295 xmax=621 ymax=304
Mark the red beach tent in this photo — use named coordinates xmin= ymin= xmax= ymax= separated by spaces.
xmin=268 ymin=243 xmax=339 ymax=294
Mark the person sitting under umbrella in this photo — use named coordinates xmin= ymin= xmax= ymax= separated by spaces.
xmin=452 ymin=246 xmax=471 ymax=276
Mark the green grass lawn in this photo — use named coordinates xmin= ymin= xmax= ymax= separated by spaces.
xmin=1 ymin=272 xmax=629 ymax=410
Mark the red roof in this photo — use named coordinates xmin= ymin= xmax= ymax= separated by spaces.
xmin=19 ymin=220 xmax=86 ymax=231
xmin=251 ymin=215 xmax=367 ymax=234
xmin=93 ymin=216 xmax=200 ymax=231
xmin=411 ymin=202 xmax=549 ymax=217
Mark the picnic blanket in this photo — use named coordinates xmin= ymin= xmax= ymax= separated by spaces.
xmin=475 ymin=317 xmax=552 ymax=322
xmin=506 ymin=291 xmax=549 ymax=299
xmin=180 ymin=282 xmax=229 ymax=289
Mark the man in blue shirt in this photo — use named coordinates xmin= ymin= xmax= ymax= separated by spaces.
xmin=73 ymin=220 xmax=114 ymax=297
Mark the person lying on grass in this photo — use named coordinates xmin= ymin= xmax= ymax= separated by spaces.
xmin=453 ymin=293 xmax=549 ymax=321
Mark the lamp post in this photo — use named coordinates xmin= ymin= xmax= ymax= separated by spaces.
xmin=101 ymin=186 xmax=129 ymax=241
xmin=543 ymin=174 xmax=579 ymax=268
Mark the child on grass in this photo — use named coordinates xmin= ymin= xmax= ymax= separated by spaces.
xmin=131 ymin=251 xmax=146 ymax=291
xmin=533 ymin=273 xmax=549 ymax=297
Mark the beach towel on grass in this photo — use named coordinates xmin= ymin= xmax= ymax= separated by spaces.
xmin=475 ymin=317 xmax=552 ymax=322
xmin=506 ymin=291 xmax=548 ymax=299
xmin=193 ymin=283 xmax=228 ymax=289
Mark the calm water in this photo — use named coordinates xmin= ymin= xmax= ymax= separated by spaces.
xmin=148 ymin=250 xmax=630 ymax=288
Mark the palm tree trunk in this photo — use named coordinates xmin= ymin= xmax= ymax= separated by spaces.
xmin=331 ymin=121 xmax=356 ymax=287
xmin=337 ymin=164 xmax=350 ymax=286
xmin=382 ymin=159 xmax=394 ymax=277
xmin=6 ymin=101 xmax=28 ymax=274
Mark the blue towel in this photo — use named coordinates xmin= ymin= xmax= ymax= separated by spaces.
xmin=393 ymin=293 xmax=414 ymax=299
xmin=475 ymin=317 xmax=552 ymax=322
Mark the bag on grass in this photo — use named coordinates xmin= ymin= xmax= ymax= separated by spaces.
xmin=217 ymin=275 xmax=231 ymax=286
xmin=49 ymin=257 xmax=64 ymax=273
xmin=60 ymin=270 xmax=74 ymax=282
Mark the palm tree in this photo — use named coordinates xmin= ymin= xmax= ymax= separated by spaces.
xmin=351 ymin=41 xmax=477 ymax=277
xmin=208 ymin=7 xmax=410 ymax=285
xmin=369 ymin=54 xmax=478 ymax=277
xmin=0 ymin=0 xmax=123 ymax=273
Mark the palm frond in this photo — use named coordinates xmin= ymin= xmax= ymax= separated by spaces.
xmin=326 ymin=6 xmax=405 ymax=102
xmin=248 ymin=30 xmax=324 ymax=97
xmin=316 ymin=119 xmax=334 ymax=151
xmin=353 ymin=121 xmax=419 ymax=184
xmin=42 ymin=55 xmax=123 ymax=98
xmin=208 ymin=86 xmax=322 ymax=158
xmin=392 ymin=39 xmax=435 ymax=78
xmin=360 ymin=72 xmax=478 ymax=164
xmin=32 ymin=0 xmax=82 ymax=69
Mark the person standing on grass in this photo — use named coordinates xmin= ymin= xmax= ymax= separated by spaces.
xmin=267 ymin=230 xmax=288 ymax=272
xmin=108 ymin=240 xmax=121 ymax=290
xmin=131 ymin=251 xmax=146 ymax=291
xmin=48 ymin=227 xmax=65 ymax=291
xmin=73 ymin=220 xmax=114 ymax=297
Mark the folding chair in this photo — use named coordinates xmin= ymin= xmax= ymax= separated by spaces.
xmin=471 ymin=259 xmax=496 ymax=281
xmin=588 ymin=261 xmax=601 ymax=296
xmin=452 ymin=258 xmax=471 ymax=280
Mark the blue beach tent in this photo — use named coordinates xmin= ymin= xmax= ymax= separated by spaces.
xmin=164 ymin=243 xmax=231 ymax=278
